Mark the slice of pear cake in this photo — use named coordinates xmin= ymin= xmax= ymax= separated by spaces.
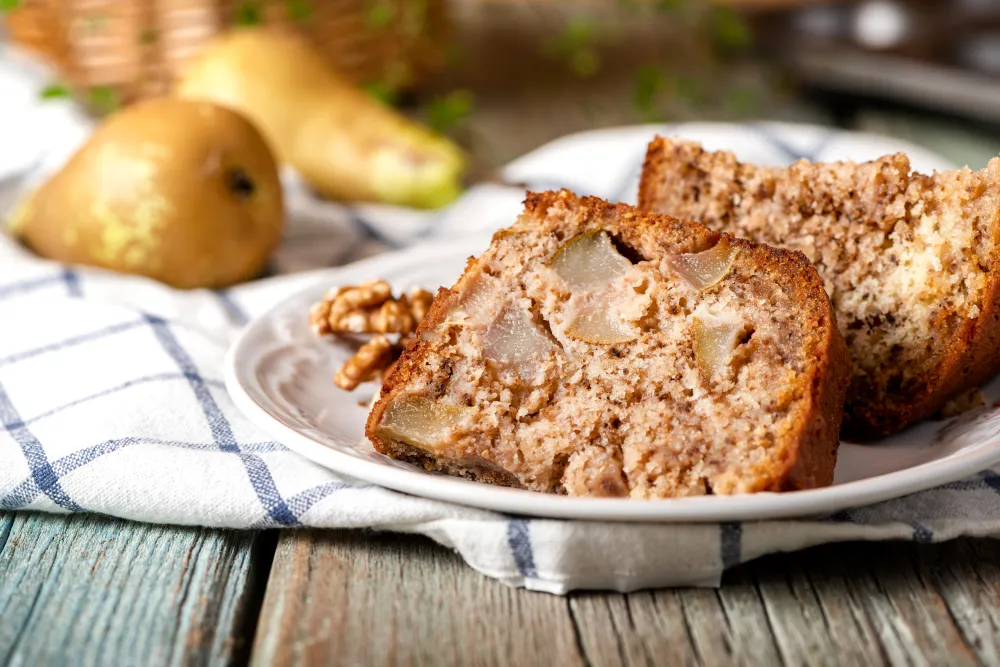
xmin=638 ymin=137 xmax=1000 ymax=438
xmin=366 ymin=191 xmax=850 ymax=498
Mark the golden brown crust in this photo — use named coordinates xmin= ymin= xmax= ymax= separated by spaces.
xmin=367 ymin=190 xmax=850 ymax=494
xmin=639 ymin=136 xmax=1000 ymax=440
xmin=372 ymin=437 xmax=526 ymax=489
xmin=783 ymin=309 xmax=850 ymax=488
xmin=710 ymin=237 xmax=849 ymax=490
xmin=637 ymin=138 xmax=671 ymax=218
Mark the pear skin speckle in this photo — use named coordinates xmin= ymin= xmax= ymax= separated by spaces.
xmin=92 ymin=195 xmax=170 ymax=269
xmin=5 ymin=195 xmax=33 ymax=236
xmin=91 ymin=148 xmax=174 ymax=269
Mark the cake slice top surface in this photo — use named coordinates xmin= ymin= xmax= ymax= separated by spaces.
xmin=367 ymin=190 xmax=848 ymax=498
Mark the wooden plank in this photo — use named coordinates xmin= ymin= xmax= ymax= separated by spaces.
xmin=568 ymin=566 xmax=788 ymax=666
xmin=904 ymin=540 xmax=1000 ymax=665
xmin=567 ymin=592 xmax=700 ymax=667
xmin=0 ymin=511 xmax=271 ymax=667
xmin=750 ymin=551 xmax=887 ymax=666
xmin=737 ymin=540 xmax=1000 ymax=667
xmin=253 ymin=532 xmax=1000 ymax=667
xmin=249 ymin=530 xmax=586 ymax=667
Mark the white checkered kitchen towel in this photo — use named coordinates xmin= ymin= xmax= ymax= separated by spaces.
xmin=3 ymin=46 xmax=1000 ymax=594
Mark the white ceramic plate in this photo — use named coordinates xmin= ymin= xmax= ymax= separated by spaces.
xmin=225 ymin=123 xmax=1000 ymax=522
xmin=227 ymin=241 xmax=1000 ymax=522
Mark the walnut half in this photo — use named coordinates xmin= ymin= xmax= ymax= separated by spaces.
xmin=310 ymin=280 xmax=431 ymax=391
xmin=309 ymin=281 xmax=433 ymax=335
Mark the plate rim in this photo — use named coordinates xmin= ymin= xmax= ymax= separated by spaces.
xmin=224 ymin=121 xmax=1000 ymax=522
xmin=225 ymin=248 xmax=1000 ymax=523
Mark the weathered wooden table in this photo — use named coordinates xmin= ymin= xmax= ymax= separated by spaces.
xmin=4 ymin=512 xmax=1000 ymax=666
xmin=5 ymin=8 xmax=1000 ymax=665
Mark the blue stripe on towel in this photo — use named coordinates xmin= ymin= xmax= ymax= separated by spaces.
xmin=507 ymin=518 xmax=538 ymax=578
xmin=0 ymin=320 xmax=144 ymax=367
xmin=19 ymin=373 xmax=225 ymax=426
xmin=346 ymin=209 xmax=403 ymax=249
xmin=720 ymin=522 xmax=743 ymax=569
xmin=144 ymin=314 xmax=299 ymax=526
xmin=62 ymin=268 xmax=81 ymax=297
xmin=0 ymin=379 xmax=83 ymax=512
xmin=285 ymin=481 xmax=376 ymax=517
xmin=911 ymin=522 xmax=935 ymax=543
xmin=214 ymin=289 xmax=249 ymax=326
xmin=748 ymin=123 xmax=835 ymax=162
xmin=0 ymin=274 xmax=65 ymax=300
xmin=1 ymin=438 xmax=287 ymax=510
xmin=984 ymin=473 xmax=1000 ymax=495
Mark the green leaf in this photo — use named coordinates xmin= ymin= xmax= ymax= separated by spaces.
xmin=620 ymin=0 xmax=684 ymax=12
xmin=548 ymin=17 xmax=596 ymax=56
xmin=675 ymin=75 xmax=703 ymax=106
xmin=0 ymin=0 xmax=20 ymax=12
xmin=712 ymin=7 xmax=752 ymax=50
xmin=632 ymin=65 xmax=667 ymax=121
xmin=546 ymin=17 xmax=603 ymax=78
xmin=88 ymin=85 xmax=120 ymax=115
xmin=365 ymin=1 xmax=392 ymax=29
xmin=445 ymin=44 xmax=469 ymax=68
xmin=570 ymin=49 xmax=600 ymax=78
xmin=39 ymin=83 xmax=71 ymax=100
xmin=286 ymin=0 xmax=311 ymax=22
xmin=364 ymin=81 xmax=400 ymax=107
xmin=408 ymin=0 xmax=428 ymax=35
xmin=235 ymin=1 xmax=262 ymax=25
xmin=424 ymin=90 xmax=474 ymax=134
xmin=655 ymin=0 xmax=686 ymax=12
xmin=724 ymin=86 xmax=759 ymax=116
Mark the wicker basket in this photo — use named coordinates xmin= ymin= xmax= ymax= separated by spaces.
xmin=4 ymin=0 xmax=449 ymax=105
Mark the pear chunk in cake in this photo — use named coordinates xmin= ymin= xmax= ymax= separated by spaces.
xmin=366 ymin=191 xmax=850 ymax=498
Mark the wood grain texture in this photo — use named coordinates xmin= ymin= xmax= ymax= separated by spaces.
xmin=250 ymin=530 xmax=586 ymax=667
xmin=0 ymin=511 xmax=273 ymax=667
xmin=253 ymin=531 xmax=1000 ymax=667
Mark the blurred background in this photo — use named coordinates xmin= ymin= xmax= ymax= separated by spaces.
xmin=6 ymin=0 xmax=1000 ymax=177
xmin=4 ymin=0 xmax=1000 ymax=289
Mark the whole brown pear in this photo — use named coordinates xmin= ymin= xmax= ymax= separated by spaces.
xmin=10 ymin=98 xmax=284 ymax=289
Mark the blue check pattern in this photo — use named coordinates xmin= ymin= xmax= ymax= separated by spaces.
xmin=2 ymin=123 xmax=1000 ymax=593
xmin=0 ymin=227 xmax=389 ymax=528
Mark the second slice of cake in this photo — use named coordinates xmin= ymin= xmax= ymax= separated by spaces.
xmin=367 ymin=191 xmax=850 ymax=498
xmin=638 ymin=138 xmax=1000 ymax=438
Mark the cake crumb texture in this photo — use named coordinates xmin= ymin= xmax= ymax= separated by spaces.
xmin=638 ymin=138 xmax=1000 ymax=438
xmin=366 ymin=190 xmax=850 ymax=498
